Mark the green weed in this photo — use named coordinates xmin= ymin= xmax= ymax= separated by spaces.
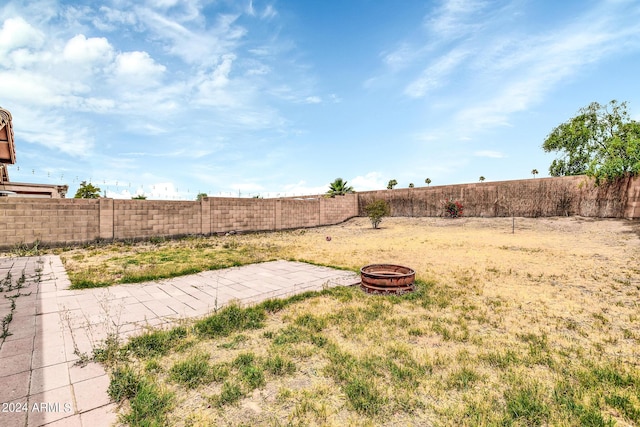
xmin=263 ymin=354 xmax=296 ymax=376
xmin=503 ymin=380 xmax=550 ymax=426
xmin=195 ymin=305 xmax=265 ymax=339
xmin=169 ymin=353 xmax=212 ymax=389
xmin=212 ymin=381 xmax=244 ymax=407
xmin=447 ymin=367 xmax=482 ymax=391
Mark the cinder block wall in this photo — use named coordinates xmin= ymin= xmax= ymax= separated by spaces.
xmin=210 ymin=198 xmax=277 ymax=233
xmin=1 ymin=177 xmax=638 ymax=249
xmin=322 ymin=195 xmax=359 ymax=224
xmin=0 ymin=198 xmax=100 ymax=246
xmin=279 ymin=199 xmax=320 ymax=229
xmin=0 ymin=193 xmax=358 ymax=248
xmin=357 ymin=175 xmax=640 ymax=219
xmin=113 ymin=200 xmax=202 ymax=239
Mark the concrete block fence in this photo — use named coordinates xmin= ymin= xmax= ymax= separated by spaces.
xmin=0 ymin=194 xmax=359 ymax=248
xmin=357 ymin=175 xmax=640 ymax=220
xmin=1 ymin=175 xmax=639 ymax=249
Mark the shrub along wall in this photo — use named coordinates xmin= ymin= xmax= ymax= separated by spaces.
xmin=357 ymin=175 xmax=640 ymax=219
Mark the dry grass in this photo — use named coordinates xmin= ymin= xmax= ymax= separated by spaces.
xmin=28 ymin=217 xmax=640 ymax=425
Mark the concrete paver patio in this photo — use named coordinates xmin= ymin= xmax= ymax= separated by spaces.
xmin=0 ymin=256 xmax=360 ymax=427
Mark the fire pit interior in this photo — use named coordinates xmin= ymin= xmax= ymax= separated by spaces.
xmin=360 ymin=264 xmax=416 ymax=295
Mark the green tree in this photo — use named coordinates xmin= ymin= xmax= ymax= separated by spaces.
xmin=363 ymin=199 xmax=390 ymax=229
xmin=74 ymin=181 xmax=101 ymax=199
xmin=387 ymin=179 xmax=397 ymax=190
xmin=425 ymin=178 xmax=431 ymax=187
xmin=408 ymin=183 xmax=414 ymax=188
xmin=196 ymin=193 xmax=208 ymax=201
xmin=543 ymin=100 xmax=640 ymax=183
xmin=132 ymin=194 xmax=147 ymax=200
xmin=327 ymin=178 xmax=354 ymax=197
xmin=479 ymin=176 xmax=486 ymax=182
xmin=531 ymin=169 xmax=539 ymax=178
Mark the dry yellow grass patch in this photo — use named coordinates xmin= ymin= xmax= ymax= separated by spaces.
xmin=50 ymin=216 xmax=640 ymax=425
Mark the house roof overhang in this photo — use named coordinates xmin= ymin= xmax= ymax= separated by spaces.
xmin=0 ymin=107 xmax=17 ymax=166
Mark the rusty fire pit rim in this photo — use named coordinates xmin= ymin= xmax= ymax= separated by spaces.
xmin=360 ymin=263 xmax=416 ymax=295
xmin=360 ymin=263 xmax=416 ymax=276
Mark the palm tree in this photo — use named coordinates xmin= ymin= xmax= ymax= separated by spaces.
xmin=327 ymin=178 xmax=354 ymax=197
xmin=425 ymin=178 xmax=432 ymax=187
xmin=479 ymin=176 xmax=486 ymax=182
xmin=531 ymin=169 xmax=539 ymax=178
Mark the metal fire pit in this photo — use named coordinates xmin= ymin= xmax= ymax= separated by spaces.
xmin=360 ymin=264 xmax=415 ymax=295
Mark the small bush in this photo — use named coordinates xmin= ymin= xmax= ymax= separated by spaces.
xmin=444 ymin=199 xmax=464 ymax=218
xmin=364 ymin=199 xmax=391 ymax=229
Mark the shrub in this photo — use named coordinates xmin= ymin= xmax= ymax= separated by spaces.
xmin=444 ymin=199 xmax=464 ymax=218
xmin=364 ymin=199 xmax=390 ymax=229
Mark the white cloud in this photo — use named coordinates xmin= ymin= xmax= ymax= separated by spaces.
xmin=146 ymin=181 xmax=181 ymax=200
xmin=305 ymin=96 xmax=321 ymax=104
xmin=425 ymin=0 xmax=489 ymax=39
xmin=94 ymin=6 xmax=138 ymax=31
xmin=113 ymin=51 xmax=166 ymax=86
xmin=148 ymin=0 xmax=182 ymax=8
xmin=229 ymin=182 xmax=265 ymax=193
xmin=136 ymin=7 xmax=245 ymax=65
xmin=398 ymin=0 xmax=640 ymax=139
xmin=456 ymin=16 xmax=640 ymax=131
xmin=350 ymin=172 xmax=385 ymax=191
xmin=63 ymin=34 xmax=114 ymax=64
xmin=81 ymin=97 xmax=117 ymax=113
xmin=474 ymin=150 xmax=506 ymax=158
xmin=281 ymin=180 xmax=326 ymax=196
xmin=262 ymin=5 xmax=277 ymax=20
xmin=0 ymin=17 xmax=44 ymax=53
xmin=209 ymin=54 xmax=235 ymax=88
xmin=0 ymin=70 xmax=83 ymax=106
xmin=383 ymin=42 xmax=422 ymax=71
xmin=247 ymin=0 xmax=256 ymax=16
xmin=13 ymin=108 xmax=94 ymax=158
xmin=194 ymin=55 xmax=242 ymax=108
xmin=404 ymin=49 xmax=468 ymax=98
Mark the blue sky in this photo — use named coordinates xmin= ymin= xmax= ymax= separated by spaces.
xmin=1 ymin=0 xmax=639 ymax=199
